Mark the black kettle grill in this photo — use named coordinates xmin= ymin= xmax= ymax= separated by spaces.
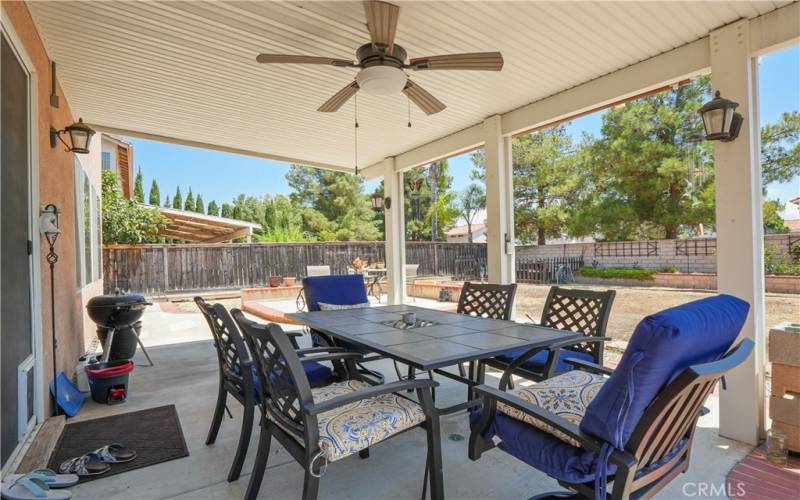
xmin=87 ymin=292 xmax=152 ymax=364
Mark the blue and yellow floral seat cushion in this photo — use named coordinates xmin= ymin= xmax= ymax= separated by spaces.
xmin=310 ymin=380 xmax=426 ymax=462
xmin=497 ymin=370 xmax=606 ymax=447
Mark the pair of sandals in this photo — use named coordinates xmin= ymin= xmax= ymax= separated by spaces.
xmin=1 ymin=469 xmax=78 ymax=500
xmin=58 ymin=443 xmax=137 ymax=477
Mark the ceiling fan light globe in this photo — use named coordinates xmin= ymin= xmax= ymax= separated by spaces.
xmin=355 ymin=66 xmax=407 ymax=95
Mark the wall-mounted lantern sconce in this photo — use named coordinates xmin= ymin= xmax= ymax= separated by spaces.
xmin=371 ymin=190 xmax=390 ymax=211
xmin=50 ymin=118 xmax=95 ymax=154
xmin=698 ymin=91 xmax=743 ymax=142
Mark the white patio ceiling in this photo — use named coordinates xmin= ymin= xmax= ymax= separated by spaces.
xmin=29 ymin=1 xmax=790 ymax=172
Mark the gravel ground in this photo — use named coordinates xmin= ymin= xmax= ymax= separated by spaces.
xmin=514 ymin=283 xmax=799 ymax=344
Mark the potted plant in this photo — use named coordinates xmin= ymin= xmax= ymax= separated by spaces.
xmin=283 ymin=276 xmax=296 ymax=287
xmin=268 ymin=276 xmax=282 ymax=287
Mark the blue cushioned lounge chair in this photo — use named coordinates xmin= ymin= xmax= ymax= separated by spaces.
xmin=469 ymin=294 xmax=753 ymax=499
xmin=195 ymin=297 xmax=336 ymax=483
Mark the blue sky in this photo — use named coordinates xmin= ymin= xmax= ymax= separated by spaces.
xmin=132 ymin=45 xmax=798 ymax=210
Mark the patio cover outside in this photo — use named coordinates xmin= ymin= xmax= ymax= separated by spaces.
xmin=148 ymin=205 xmax=260 ymax=243
xmin=26 ymin=1 xmax=800 ymax=445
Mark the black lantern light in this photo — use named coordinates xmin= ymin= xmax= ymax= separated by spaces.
xmin=50 ymin=118 xmax=95 ymax=154
xmin=698 ymin=91 xmax=743 ymax=142
xmin=371 ymin=190 xmax=390 ymax=211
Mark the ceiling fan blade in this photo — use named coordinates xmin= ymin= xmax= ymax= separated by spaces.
xmin=363 ymin=1 xmax=400 ymax=53
xmin=318 ymin=82 xmax=360 ymax=112
xmin=403 ymin=81 xmax=446 ymax=115
xmin=408 ymin=52 xmax=504 ymax=71
xmin=256 ymin=54 xmax=355 ymax=67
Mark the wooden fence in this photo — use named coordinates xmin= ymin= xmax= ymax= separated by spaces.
xmin=516 ymin=256 xmax=584 ymax=284
xmin=103 ymin=242 xmax=488 ymax=295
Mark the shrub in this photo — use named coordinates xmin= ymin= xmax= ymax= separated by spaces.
xmin=660 ymin=265 xmax=679 ymax=273
xmin=578 ymin=266 xmax=657 ymax=281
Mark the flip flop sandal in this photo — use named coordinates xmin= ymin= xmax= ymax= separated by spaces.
xmin=93 ymin=443 xmax=137 ymax=463
xmin=3 ymin=469 xmax=78 ymax=488
xmin=58 ymin=452 xmax=110 ymax=476
xmin=1 ymin=475 xmax=71 ymax=499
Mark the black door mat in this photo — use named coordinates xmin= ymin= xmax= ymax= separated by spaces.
xmin=48 ymin=404 xmax=189 ymax=483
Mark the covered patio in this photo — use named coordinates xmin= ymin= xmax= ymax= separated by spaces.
xmin=4 ymin=0 xmax=799 ymax=498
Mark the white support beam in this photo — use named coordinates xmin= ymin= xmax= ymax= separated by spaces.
xmin=90 ymin=124 xmax=355 ymax=174
xmin=712 ymin=20 xmax=766 ymax=446
xmin=749 ymin=1 xmax=800 ymax=56
xmin=393 ymin=125 xmax=484 ymax=172
xmin=383 ymin=158 xmax=407 ymax=304
xmin=483 ymin=115 xmax=515 ymax=285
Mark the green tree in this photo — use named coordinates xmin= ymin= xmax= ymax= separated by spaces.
xmin=287 ymin=165 xmax=380 ymax=241
xmin=148 ymin=179 xmax=161 ymax=206
xmin=569 ymin=77 xmax=714 ymax=240
xmin=184 ymin=187 xmax=195 ymax=212
xmin=761 ymin=111 xmax=800 ymax=186
xmin=458 ymin=183 xmax=485 ymax=243
xmin=471 ymin=126 xmax=580 ymax=244
xmin=102 ymin=171 xmax=166 ymax=244
xmin=763 ymin=199 xmax=789 ymax=233
xmin=221 ymin=202 xmax=234 ymax=218
xmin=260 ymin=194 xmax=310 ymax=242
xmin=164 ymin=195 xmax=170 ymax=208
xmin=172 ymin=186 xmax=182 ymax=210
xmin=195 ymin=194 xmax=204 ymax=214
xmin=133 ymin=166 xmax=145 ymax=203
xmin=403 ymin=161 xmax=457 ymax=241
xmin=207 ymin=200 xmax=219 ymax=216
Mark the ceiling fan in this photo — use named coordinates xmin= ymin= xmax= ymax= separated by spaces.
xmin=256 ymin=0 xmax=504 ymax=116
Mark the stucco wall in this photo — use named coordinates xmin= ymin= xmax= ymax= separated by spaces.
xmin=3 ymin=1 xmax=102 ymax=414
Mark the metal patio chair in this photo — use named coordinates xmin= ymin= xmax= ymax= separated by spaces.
xmin=482 ymin=286 xmax=616 ymax=384
xmin=232 ymin=310 xmax=444 ymax=500
xmin=469 ymin=294 xmax=753 ymax=500
xmin=195 ymin=297 xmax=336 ymax=482
xmin=454 ymin=282 xmax=518 ymax=378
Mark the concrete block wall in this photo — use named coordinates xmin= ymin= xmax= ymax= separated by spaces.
xmin=517 ymin=233 xmax=798 ymax=273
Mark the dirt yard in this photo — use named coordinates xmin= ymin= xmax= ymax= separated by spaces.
xmin=514 ymin=284 xmax=799 ymax=344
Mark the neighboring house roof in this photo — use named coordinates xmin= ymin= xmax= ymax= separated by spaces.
xmin=790 ymin=196 xmax=800 ymax=206
xmin=142 ymin=204 xmax=260 ymax=243
xmin=447 ymin=224 xmax=485 ymax=236
xmin=101 ymin=133 xmax=131 ymax=147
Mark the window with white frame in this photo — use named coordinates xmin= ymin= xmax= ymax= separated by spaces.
xmin=101 ymin=151 xmax=112 ymax=171
xmin=74 ymin=158 xmax=101 ymax=287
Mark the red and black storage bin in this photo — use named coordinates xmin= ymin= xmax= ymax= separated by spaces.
xmin=86 ymin=360 xmax=134 ymax=404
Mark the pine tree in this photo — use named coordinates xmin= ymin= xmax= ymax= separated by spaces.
xmin=148 ymin=179 xmax=161 ymax=206
xmin=221 ymin=203 xmax=234 ymax=218
xmin=172 ymin=186 xmax=182 ymax=210
xmin=195 ymin=194 xmax=204 ymax=214
xmin=184 ymin=187 xmax=195 ymax=212
xmin=133 ymin=166 xmax=145 ymax=203
xmin=207 ymin=200 xmax=220 ymax=217
xmin=164 ymin=195 xmax=170 ymax=208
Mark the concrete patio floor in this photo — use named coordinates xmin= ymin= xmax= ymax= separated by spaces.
xmin=66 ymin=303 xmax=754 ymax=499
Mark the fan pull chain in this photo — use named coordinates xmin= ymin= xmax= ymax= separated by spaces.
xmin=354 ymin=93 xmax=359 ymax=176
xmin=407 ymin=95 xmax=412 ymax=128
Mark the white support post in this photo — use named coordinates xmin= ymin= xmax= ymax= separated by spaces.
xmin=711 ymin=20 xmax=766 ymax=445
xmin=383 ymin=158 xmax=407 ymax=304
xmin=483 ymin=115 xmax=515 ymax=285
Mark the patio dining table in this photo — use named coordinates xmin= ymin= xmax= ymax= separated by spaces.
xmin=288 ymin=304 xmax=581 ymax=415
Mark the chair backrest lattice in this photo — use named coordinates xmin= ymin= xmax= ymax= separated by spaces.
xmin=194 ymin=297 xmax=250 ymax=393
xmin=456 ymin=282 xmax=517 ymax=320
xmin=539 ymin=287 xmax=615 ymax=361
xmin=232 ymin=310 xmax=311 ymax=439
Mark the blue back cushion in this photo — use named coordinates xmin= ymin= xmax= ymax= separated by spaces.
xmin=303 ymin=275 xmax=368 ymax=312
xmin=580 ymin=294 xmax=749 ymax=447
